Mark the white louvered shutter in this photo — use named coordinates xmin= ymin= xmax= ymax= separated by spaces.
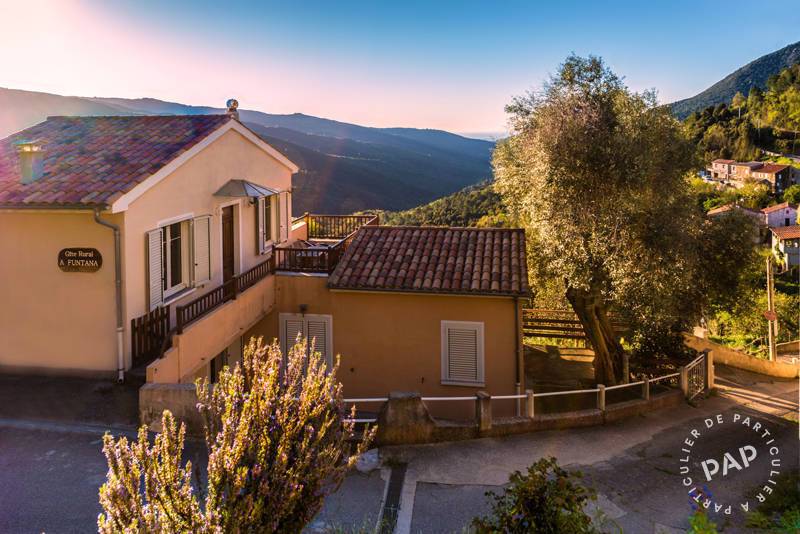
xmin=442 ymin=322 xmax=484 ymax=384
xmin=276 ymin=192 xmax=285 ymax=242
xmin=280 ymin=314 xmax=306 ymax=358
xmin=193 ymin=215 xmax=211 ymax=285
xmin=256 ymin=196 xmax=266 ymax=254
xmin=147 ymin=228 xmax=164 ymax=310
xmin=306 ymin=316 xmax=331 ymax=366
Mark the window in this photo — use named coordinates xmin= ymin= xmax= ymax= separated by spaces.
xmin=162 ymin=221 xmax=189 ymax=297
xmin=146 ymin=215 xmax=212 ymax=309
xmin=441 ymin=321 xmax=484 ymax=386
xmin=257 ymin=194 xmax=281 ymax=253
xmin=279 ymin=313 xmax=333 ymax=366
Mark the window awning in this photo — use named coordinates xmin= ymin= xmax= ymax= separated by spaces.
xmin=213 ymin=179 xmax=280 ymax=198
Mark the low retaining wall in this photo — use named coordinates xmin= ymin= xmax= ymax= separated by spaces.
xmin=139 ymin=383 xmax=205 ymax=435
xmin=374 ymin=389 xmax=683 ymax=446
xmin=685 ymin=335 xmax=799 ymax=378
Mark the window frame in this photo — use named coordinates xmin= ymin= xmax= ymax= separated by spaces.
xmin=161 ymin=218 xmax=192 ymax=299
xmin=440 ymin=320 xmax=485 ymax=387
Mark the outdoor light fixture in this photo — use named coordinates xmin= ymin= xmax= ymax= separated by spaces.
xmin=299 ymin=304 xmax=308 ymax=315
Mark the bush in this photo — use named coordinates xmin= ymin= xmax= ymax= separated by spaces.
xmin=472 ymin=457 xmax=597 ymax=533
xmin=98 ymin=337 xmax=374 ymax=533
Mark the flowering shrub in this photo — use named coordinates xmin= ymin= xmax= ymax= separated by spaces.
xmin=98 ymin=337 xmax=374 ymax=533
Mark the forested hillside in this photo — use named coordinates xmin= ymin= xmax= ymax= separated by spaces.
xmin=379 ymin=181 xmax=506 ymax=227
xmin=671 ymin=41 xmax=800 ymax=119
xmin=684 ymin=62 xmax=800 ymax=161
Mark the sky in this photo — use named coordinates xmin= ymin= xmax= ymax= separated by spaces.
xmin=1 ymin=0 xmax=799 ymax=134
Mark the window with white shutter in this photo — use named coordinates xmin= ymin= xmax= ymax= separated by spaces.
xmin=279 ymin=313 xmax=333 ymax=367
xmin=192 ymin=215 xmax=211 ymax=285
xmin=147 ymin=228 xmax=164 ymax=310
xmin=441 ymin=321 xmax=484 ymax=386
xmin=257 ymin=194 xmax=280 ymax=254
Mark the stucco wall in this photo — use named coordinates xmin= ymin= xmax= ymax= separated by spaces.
xmin=244 ymin=274 xmax=521 ymax=419
xmin=0 ymin=210 xmax=121 ymax=374
xmin=121 ymin=128 xmax=293 ymax=365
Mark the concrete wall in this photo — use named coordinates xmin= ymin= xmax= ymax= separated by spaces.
xmin=0 ymin=209 xmax=121 ymax=375
xmin=147 ymin=274 xmax=275 ymax=383
xmin=685 ymin=335 xmax=799 ymax=378
xmin=122 ymin=128 xmax=292 ymax=367
xmin=244 ymin=274 xmax=521 ymax=419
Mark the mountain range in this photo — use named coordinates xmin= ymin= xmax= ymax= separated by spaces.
xmin=670 ymin=41 xmax=800 ymax=119
xmin=0 ymin=89 xmax=494 ymax=214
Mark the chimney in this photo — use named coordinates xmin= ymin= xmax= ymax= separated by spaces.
xmin=226 ymin=98 xmax=239 ymax=121
xmin=17 ymin=141 xmax=45 ymax=184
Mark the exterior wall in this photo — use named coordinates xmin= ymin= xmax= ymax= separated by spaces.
xmin=765 ymin=206 xmax=797 ymax=228
xmin=0 ymin=210 xmax=121 ymax=375
xmin=774 ymin=236 xmax=800 ymax=267
xmin=121 ymin=128 xmax=292 ymax=367
xmin=147 ymin=274 xmax=275 ymax=383
xmin=244 ymin=274 xmax=520 ymax=419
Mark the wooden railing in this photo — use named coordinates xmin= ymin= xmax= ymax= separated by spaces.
xmin=522 ymin=308 xmax=628 ymax=341
xmin=131 ymin=306 xmax=171 ymax=367
xmin=302 ymin=213 xmax=379 ymax=239
xmin=273 ymin=246 xmax=343 ymax=273
xmin=174 ymin=258 xmax=274 ymax=334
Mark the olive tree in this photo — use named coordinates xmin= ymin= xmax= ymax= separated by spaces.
xmin=494 ymin=55 xmax=754 ymax=384
xmin=98 ymin=337 xmax=374 ymax=533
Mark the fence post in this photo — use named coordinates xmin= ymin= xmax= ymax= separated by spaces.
xmin=622 ymin=354 xmax=630 ymax=384
xmin=525 ymin=389 xmax=535 ymax=419
xmin=476 ymin=392 xmax=492 ymax=432
xmin=176 ymin=306 xmax=184 ymax=335
xmin=680 ymin=367 xmax=689 ymax=398
xmin=231 ymin=275 xmax=239 ymax=300
xmin=597 ymin=384 xmax=606 ymax=412
xmin=705 ymin=351 xmax=714 ymax=391
xmin=642 ymin=377 xmax=650 ymax=401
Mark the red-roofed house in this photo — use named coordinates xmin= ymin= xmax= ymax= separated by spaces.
xmin=761 ymin=202 xmax=798 ymax=228
xmin=0 ymin=105 xmax=530 ymax=418
xmin=752 ymin=164 xmax=793 ymax=194
xmin=771 ymin=225 xmax=800 ymax=268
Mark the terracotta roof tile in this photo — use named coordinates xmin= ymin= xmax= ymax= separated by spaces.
xmin=761 ymin=202 xmax=797 ymax=214
xmin=0 ymin=114 xmax=231 ymax=207
xmin=771 ymin=225 xmax=800 ymax=240
xmin=328 ymin=226 xmax=530 ymax=297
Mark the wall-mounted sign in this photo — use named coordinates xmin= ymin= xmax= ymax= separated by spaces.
xmin=58 ymin=248 xmax=102 ymax=273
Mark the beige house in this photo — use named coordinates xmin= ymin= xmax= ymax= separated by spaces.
xmin=771 ymin=225 xmax=800 ymax=269
xmin=0 ymin=105 xmax=529 ymax=413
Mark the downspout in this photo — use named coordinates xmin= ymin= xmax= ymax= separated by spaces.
xmin=94 ymin=208 xmax=125 ymax=382
xmin=514 ymin=296 xmax=522 ymax=416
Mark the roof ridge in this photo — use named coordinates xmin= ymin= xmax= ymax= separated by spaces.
xmin=44 ymin=114 xmax=229 ymax=120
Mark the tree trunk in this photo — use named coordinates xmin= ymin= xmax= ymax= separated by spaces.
xmin=566 ymin=286 xmax=623 ymax=385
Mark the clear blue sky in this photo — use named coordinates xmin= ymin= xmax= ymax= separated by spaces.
xmin=2 ymin=0 xmax=798 ymax=133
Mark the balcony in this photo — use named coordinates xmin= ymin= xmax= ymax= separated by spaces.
xmin=277 ymin=213 xmax=378 ymax=274
xmin=132 ymin=258 xmax=275 ymax=383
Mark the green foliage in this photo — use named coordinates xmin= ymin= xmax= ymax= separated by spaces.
xmin=746 ymin=470 xmax=800 ymax=532
xmin=783 ymin=184 xmax=800 ymax=204
xmin=684 ymin=62 xmax=800 ymax=160
xmin=380 ymin=181 xmax=508 ymax=227
xmin=98 ymin=338 xmax=374 ymax=533
xmin=471 ymin=457 xmax=597 ymax=533
xmin=688 ymin=509 xmax=718 ymax=533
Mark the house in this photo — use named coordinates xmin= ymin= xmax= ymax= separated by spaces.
xmin=730 ymin=161 xmax=763 ymax=182
xmin=0 ymin=103 xmax=529 ymax=418
xmin=706 ymin=203 xmax=765 ymax=242
xmin=770 ymin=225 xmax=800 ymax=269
xmin=761 ymin=202 xmax=798 ymax=228
xmin=710 ymin=159 xmax=734 ymax=180
xmin=751 ymin=164 xmax=792 ymax=194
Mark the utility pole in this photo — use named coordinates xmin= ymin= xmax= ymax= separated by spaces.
xmin=765 ymin=257 xmax=778 ymax=362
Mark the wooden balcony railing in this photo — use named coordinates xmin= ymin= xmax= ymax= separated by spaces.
xmin=174 ymin=258 xmax=274 ymax=333
xmin=273 ymin=246 xmax=343 ymax=273
xmin=299 ymin=213 xmax=379 ymax=239
xmin=131 ymin=306 xmax=171 ymax=367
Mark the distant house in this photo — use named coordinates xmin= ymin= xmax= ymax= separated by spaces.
xmin=707 ymin=203 xmax=765 ymax=242
xmin=707 ymin=159 xmax=796 ymax=193
xmin=770 ymin=225 xmax=800 ymax=268
xmin=751 ymin=164 xmax=792 ymax=194
xmin=710 ymin=159 xmax=734 ymax=180
xmin=761 ymin=202 xmax=798 ymax=228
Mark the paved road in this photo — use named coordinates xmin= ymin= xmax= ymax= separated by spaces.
xmin=384 ymin=365 xmax=799 ymax=533
xmin=0 ymin=365 xmax=796 ymax=533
